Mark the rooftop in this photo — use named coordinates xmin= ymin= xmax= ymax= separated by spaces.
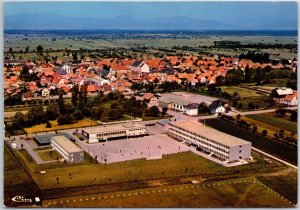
xmin=169 ymin=121 xmax=250 ymax=146
xmin=82 ymin=122 xmax=146 ymax=134
xmin=51 ymin=135 xmax=83 ymax=153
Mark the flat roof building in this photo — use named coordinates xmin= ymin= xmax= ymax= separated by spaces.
xmin=168 ymin=121 xmax=251 ymax=163
xmin=51 ymin=135 xmax=84 ymax=163
xmin=82 ymin=122 xmax=147 ymax=143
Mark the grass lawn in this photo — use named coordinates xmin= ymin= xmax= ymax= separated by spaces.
xmin=24 ymin=119 xmax=98 ymax=134
xmin=237 ymin=96 xmax=269 ymax=110
xmin=246 ymin=112 xmax=297 ymax=134
xmin=44 ymin=178 xmax=293 ymax=208
xmin=37 ymin=150 xmax=63 ymax=162
xmin=4 ymin=144 xmax=40 ymax=207
xmin=15 ymin=148 xmax=282 ymax=191
xmin=242 ymin=116 xmax=297 ymax=140
xmin=220 ymin=86 xmax=262 ymax=97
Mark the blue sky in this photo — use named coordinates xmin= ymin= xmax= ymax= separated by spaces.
xmin=4 ymin=1 xmax=297 ymax=22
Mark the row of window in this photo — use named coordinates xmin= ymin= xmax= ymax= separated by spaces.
xmin=170 ymin=124 xmax=230 ymax=149
xmin=169 ymin=127 xmax=229 ymax=154
xmin=96 ymin=131 xmax=126 ymax=137
xmin=168 ymin=132 xmax=228 ymax=160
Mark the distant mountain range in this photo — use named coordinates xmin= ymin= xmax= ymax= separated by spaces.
xmin=4 ymin=13 xmax=298 ymax=30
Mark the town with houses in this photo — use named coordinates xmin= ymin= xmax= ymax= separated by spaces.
xmin=3 ymin=1 xmax=298 ymax=208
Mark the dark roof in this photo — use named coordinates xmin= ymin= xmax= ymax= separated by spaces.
xmin=33 ymin=133 xmax=72 ymax=145
xmin=186 ymin=103 xmax=199 ymax=109
xmin=54 ymin=67 xmax=66 ymax=75
xmin=131 ymin=60 xmax=143 ymax=67
xmin=209 ymin=100 xmax=225 ymax=110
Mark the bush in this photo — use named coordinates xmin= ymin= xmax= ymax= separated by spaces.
xmin=46 ymin=121 xmax=52 ymax=128
xmin=57 ymin=115 xmax=73 ymax=125
xmin=261 ymin=130 xmax=268 ymax=136
xmin=72 ymin=111 xmax=84 ymax=120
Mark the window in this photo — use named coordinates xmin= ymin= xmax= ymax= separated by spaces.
xmin=239 ymin=150 xmax=242 ymax=153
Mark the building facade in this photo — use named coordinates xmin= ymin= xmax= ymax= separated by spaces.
xmin=168 ymin=121 xmax=251 ymax=163
xmin=51 ymin=135 xmax=84 ymax=163
xmin=82 ymin=123 xmax=147 ymax=143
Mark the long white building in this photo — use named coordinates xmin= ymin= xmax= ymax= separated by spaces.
xmin=51 ymin=135 xmax=84 ymax=163
xmin=168 ymin=121 xmax=251 ymax=163
xmin=82 ymin=123 xmax=147 ymax=143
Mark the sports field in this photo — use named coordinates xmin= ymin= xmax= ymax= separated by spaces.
xmin=43 ymin=178 xmax=293 ymax=208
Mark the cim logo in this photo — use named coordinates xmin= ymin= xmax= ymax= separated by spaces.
xmin=11 ymin=196 xmax=32 ymax=203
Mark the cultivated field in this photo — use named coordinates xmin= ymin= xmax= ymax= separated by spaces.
xmin=24 ymin=119 xmax=98 ymax=134
xmin=220 ymin=86 xmax=262 ymax=97
xmin=205 ymin=119 xmax=297 ymax=165
xmin=246 ymin=112 xmax=297 ymax=134
xmin=44 ymin=178 xmax=293 ymax=208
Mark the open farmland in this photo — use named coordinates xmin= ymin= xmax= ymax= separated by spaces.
xmin=241 ymin=116 xmax=297 ymax=140
xmin=246 ymin=112 xmax=297 ymax=134
xmin=205 ymin=119 xmax=297 ymax=165
xmin=258 ymin=170 xmax=297 ymax=204
xmin=24 ymin=119 xmax=98 ymax=134
xmin=44 ymin=178 xmax=293 ymax=208
xmin=220 ymin=86 xmax=263 ymax=97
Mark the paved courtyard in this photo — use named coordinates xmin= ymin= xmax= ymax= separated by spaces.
xmin=75 ymin=125 xmax=189 ymax=164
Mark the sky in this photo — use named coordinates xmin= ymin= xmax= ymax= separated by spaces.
xmin=4 ymin=1 xmax=297 ymax=22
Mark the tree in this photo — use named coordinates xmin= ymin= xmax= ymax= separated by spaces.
xmin=146 ymin=106 xmax=160 ymax=117
xmin=290 ymin=111 xmax=297 ymax=121
xmin=261 ymin=130 xmax=268 ymax=136
xmin=58 ymin=90 xmax=65 ymax=114
xmin=45 ymin=102 xmax=59 ymax=120
xmin=36 ymin=45 xmax=43 ymax=54
xmin=238 ymin=103 xmax=243 ymax=110
xmin=252 ymin=125 xmax=258 ymax=132
xmin=215 ymin=75 xmax=225 ymax=86
xmin=198 ymin=102 xmax=209 ymax=114
xmin=57 ymin=115 xmax=73 ymax=125
xmin=72 ymin=110 xmax=84 ymax=120
xmin=162 ymin=107 xmax=168 ymax=115
xmin=46 ymin=121 xmax=52 ymax=128
xmin=71 ymin=84 xmax=79 ymax=107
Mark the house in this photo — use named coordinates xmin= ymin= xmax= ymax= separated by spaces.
xmin=61 ymin=64 xmax=71 ymax=74
xmin=42 ymin=88 xmax=50 ymax=98
xmin=273 ymin=87 xmax=294 ymax=104
xmin=283 ymin=91 xmax=298 ymax=106
xmin=130 ymin=61 xmax=150 ymax=73
xmin=22 ymin=92 xmax=34 ymax=102
xmin=209 ymin=100 xmax=226 ymax=114
xmin=143 ymin=93 xmax=158 ymax=104
xmin=185 ymin=103 xmax=199 ymax=116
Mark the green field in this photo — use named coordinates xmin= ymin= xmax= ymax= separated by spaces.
xmin=220 ymin=86 xmax=262 ymax=97
xmin=15 ymin=148 xmax=284 ymax=191
xmin=4 ymin=35 xmax=297 ymax=61
xmin=44 ymin=179 xmax=293 ymax=208
xmin=246 ymin=112 xmax=297 ymax=134
xmin=4 ymin=144 xmax=40 ymax=207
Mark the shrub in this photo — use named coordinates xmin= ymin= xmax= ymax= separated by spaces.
xmin=57 ymin=115 xmax=73 ymax=125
